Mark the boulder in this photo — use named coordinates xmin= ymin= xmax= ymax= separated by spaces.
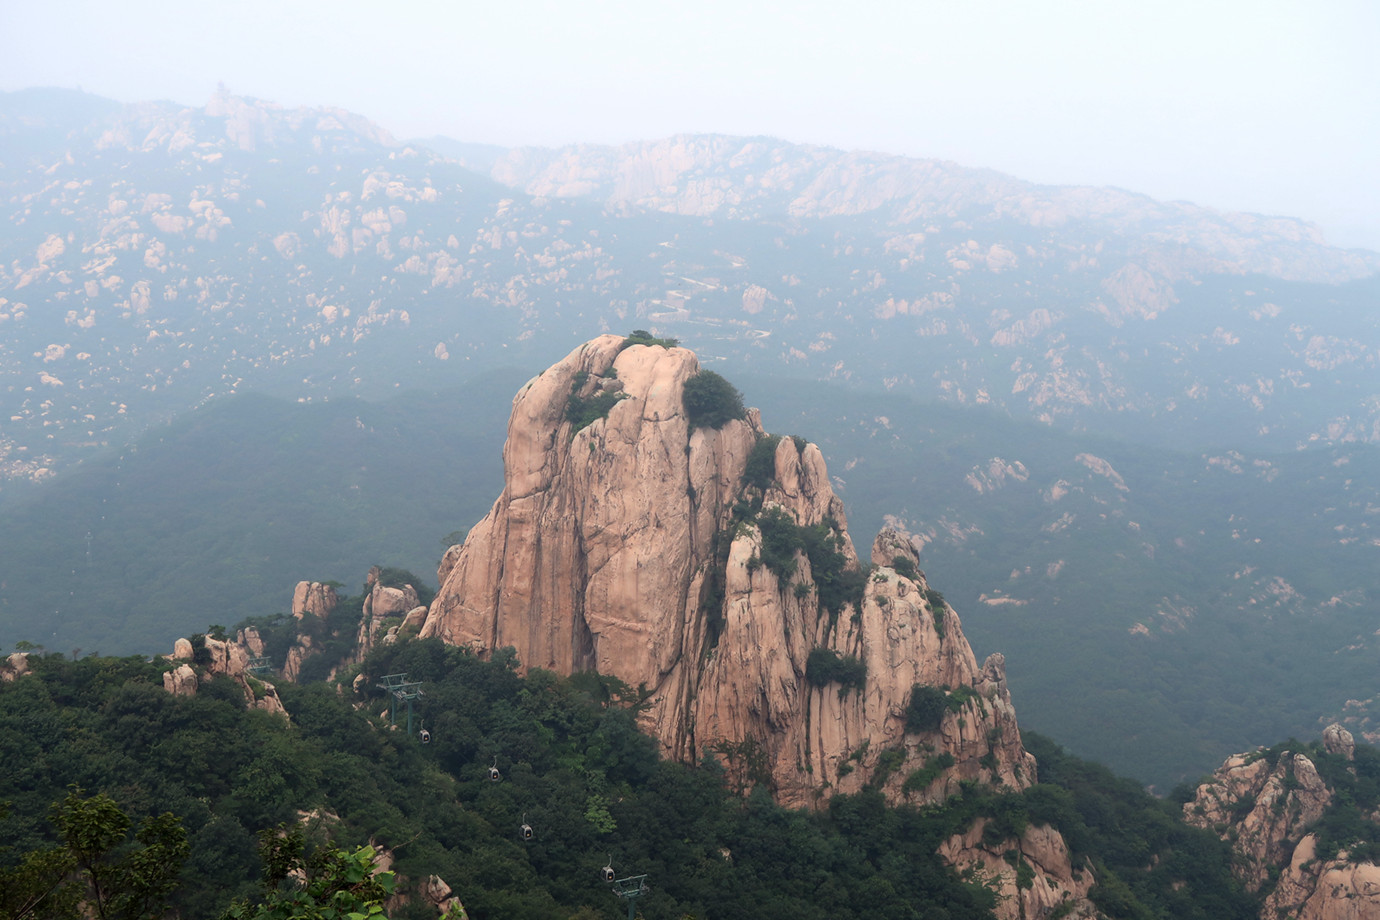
xmin=292 ymin=581 xmax=340 ymax=619
xmin=1323 ymin=722 xmax=1356 ymax=761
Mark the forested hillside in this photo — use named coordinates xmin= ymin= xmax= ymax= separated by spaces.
xmin=1 ymin=627 xmax=1258 ymax=920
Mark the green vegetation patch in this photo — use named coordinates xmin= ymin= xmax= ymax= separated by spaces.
xmin=891 ymin=555 xmax=920 ymax=582
xmin=743 ymin=435 xmax=782 ymax=492
xmin=748 ymin=508 xmax=867 ymax=619
xmin=904 ymin=752 xmax=956 ymax=795
xmin=682 ymin=370 xmax=746 ymax=430
xmin=565 ymin=369 xmax=627 ymax=434
xmin=805 ymin=647 xmax=867 ymax=694
xmin=621 ymin=328 xmax=679 ymax=350
xmin=906 ymin=685 xmax=949 ymax=733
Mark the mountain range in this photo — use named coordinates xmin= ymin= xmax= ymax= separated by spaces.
xmin=1 ymin=86 xmax=1377 ymax=792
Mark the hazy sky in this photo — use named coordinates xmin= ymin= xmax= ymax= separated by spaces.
xmin=3 ymin=0 xmax=1377 ymax=251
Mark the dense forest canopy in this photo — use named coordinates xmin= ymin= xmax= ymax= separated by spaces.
xmin=1 ymin=621 xmax=1266 ymax=920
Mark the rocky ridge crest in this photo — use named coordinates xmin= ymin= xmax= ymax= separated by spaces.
xmin=482 ymin=135 xmax=1379 ymax=285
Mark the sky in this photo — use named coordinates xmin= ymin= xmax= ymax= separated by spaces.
xmin=3 ymin=0 xmax=1377 ymax=251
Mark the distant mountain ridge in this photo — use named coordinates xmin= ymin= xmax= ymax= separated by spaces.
xmin=4 ymin=87 xmax=1378 ymax=493
xmin=4 ymin=87 xmax=1380 ymax=792
xmin=471 ymin=133 xmax=1378 ymax=284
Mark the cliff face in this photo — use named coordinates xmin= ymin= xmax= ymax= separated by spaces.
xmin=421 ymin=335 xmax=1034 ymax=806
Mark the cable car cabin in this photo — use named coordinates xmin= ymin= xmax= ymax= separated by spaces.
xmin=601 ymin=865 xmax=616 ymax=883
xmin=419 ymin=729 xmax=431 ymax=744
xmin=521 ymin=822 xmax=533 ymax=841
xmin=488 ymin=765 xmax=501 ymax=781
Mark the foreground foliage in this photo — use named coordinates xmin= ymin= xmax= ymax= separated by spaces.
xmin=0 ymin=641 xmax=1274 ymax=919
xmin=0 ymin=788 xmax=187 ymax=920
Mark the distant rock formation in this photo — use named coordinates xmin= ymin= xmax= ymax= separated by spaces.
xmin=1185 ymin=725 xmax=1380 ymax=920
xmin=483 ymin=135 xmax=1380 ymax=285
xmin=293 ymin=581 xmax=340 ymax=620
xmin=1 ymin=652 xmax=30 ymax=682
xmin=278 ymin=580 xmax=342 ymax=682
xmin=421 ymin=335 xmax=1034 ymax=807
xmin=939 ymin=819 xmax=1096 ymax=920
xmin=356 ymin=566 xmax=423 ymax=658
xmin=162 ymin=633 xmax=286 ymax=717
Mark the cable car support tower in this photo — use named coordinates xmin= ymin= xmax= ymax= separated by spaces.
xmin=375 ymin=672 xmax=425 ymax=737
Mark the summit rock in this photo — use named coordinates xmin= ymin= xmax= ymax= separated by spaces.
xmin=421 ymin=335 xmax=1034 ymax=806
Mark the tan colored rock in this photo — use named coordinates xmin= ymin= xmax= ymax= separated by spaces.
xmin=358 ymin=580 xmax=421 ymax=656
xmin=1185 ymin=750 xmax=1333 ymax=891
xmin=292 ymin=581 xmax=340 ymax=619
xmin=1323 ymin=722 xmax=1356 ymax=760
xmin=237 ymin=626 xmax=266 ymax=657
xmin=871 ymin=527 xmax=922 ymax=576
xmin=2 ymin=652 xmax=31 ymax=682
xmin=161 ymin=635 xmax=287 ymax=716
xmin=283 ymin=635 xmax=316 ymax=684
xmin=939 ymin=818 xmax=1097 ymax=920
xmin=422 ymin=336 xmax=1035 ymax=807
xmin=163 ymin=663 xmax=197 ymax=696
xmin=1265 ymin=835 xmax=1380 ymax=920
xmin=401 ymin=606 xmax=428 ymax=632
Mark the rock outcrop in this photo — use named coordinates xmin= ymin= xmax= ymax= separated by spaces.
xmin=278 ymin=580 xmax=343 ymax=681
xmin=1324 ymin=723 xmax=1356 ymax=760
xmin=1263 ymin=835 xmax=1380 ymax=920
xmin=421 ymin=335 xmax=1035 ymax=807
xmin=939 ymin=819 xmax=1096 ymax=920
xmin=356 ymin=567 xmax=423 ymax=657
xmin=1186 ymin=726 xmax=1380 ymax=920
xmin=1185 ymin=747 xmax=1333 ymax=891
xmin=293 ymin=581 xmax=340 ymax=620
xmin=162 ymin=634 xmax=287 ymax=717
xmin=1 ymin=652 xmax=30 ymax=682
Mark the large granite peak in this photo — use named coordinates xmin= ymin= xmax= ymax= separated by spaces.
xmin=421 ymin=335 xmax=1034 ymax=806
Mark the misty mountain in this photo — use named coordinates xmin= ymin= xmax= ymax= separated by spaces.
xmin=2 ymin=87 xmax=1378 ymax=788
xmin=4 ymin=88 xmax=1378 ymax=495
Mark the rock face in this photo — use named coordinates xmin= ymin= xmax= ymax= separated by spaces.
xmin=421 ymin=335 xmax=1035 ymax=807
xmin=293 ymin=581 xmax=340 ymax=620
xmin=1185 ymin=748 xmax=1333 ymax=891
xmin=1264 ymin=835 xmax=1380 ymax=920
xmin=939 ymin=819 xmax=1096 ymax=920
xmin=1324 ymin=723 xmax=1356 ymax=760
xmin=1 ymin=652 xmax=32 ymax=682
xmin=1186 ymin=727 xmax=1380 ymax=920
xmin=357 ymin=567 xmax=422 ymax=658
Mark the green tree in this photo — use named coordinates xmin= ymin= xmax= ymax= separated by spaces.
xmin=0 ymin=788 xmax=188 ymax=920
xmin=681 ymin=371 xmax=745 ymax=430
xmin=220 ymin=826 xmax=396 ymax=920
